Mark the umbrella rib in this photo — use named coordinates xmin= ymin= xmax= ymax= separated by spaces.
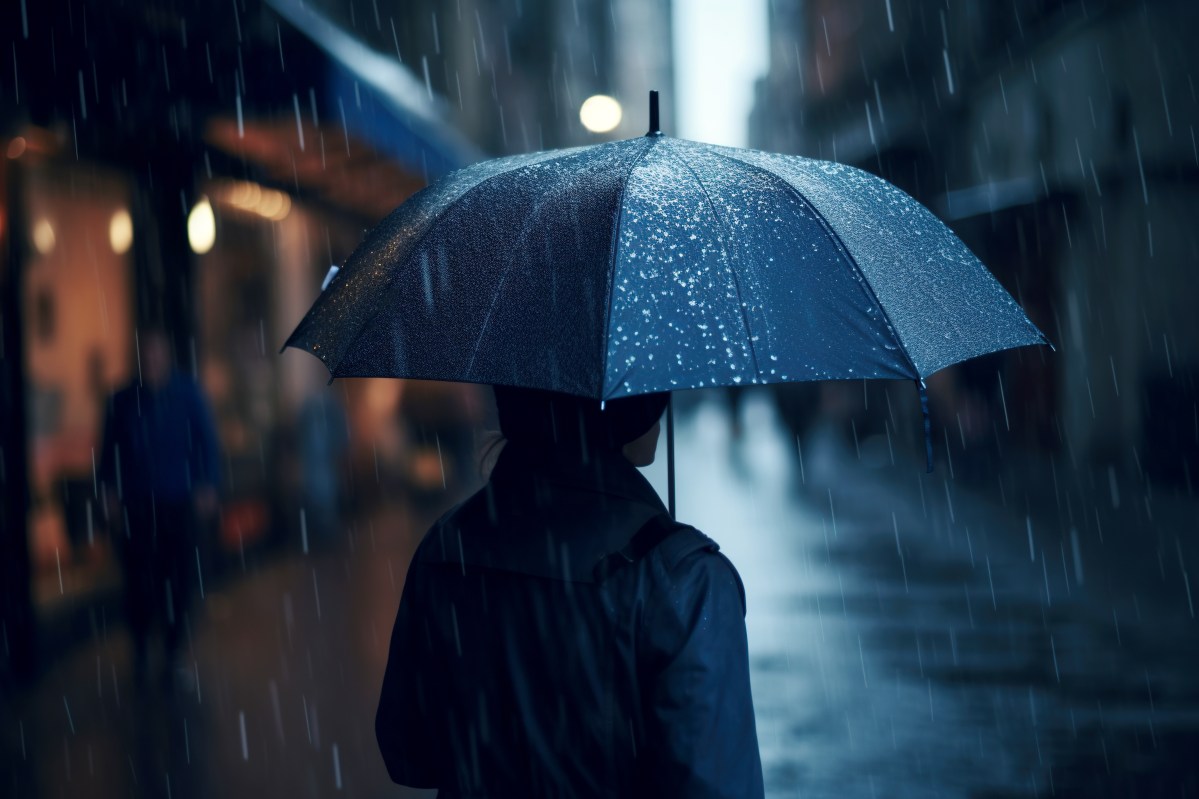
xmin=601 ymin=137 xmax=657 ymax=399
xmin=707 ymin=147 xmax=921 ymax=380
xmin=663 ymin=145 xmax=764 ymax=382
xmin=462 ymin=191 xmax=548 ymax=381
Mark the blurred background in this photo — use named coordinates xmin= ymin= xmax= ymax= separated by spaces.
xmin=1 ymin=0 xmax=1196 ymax=796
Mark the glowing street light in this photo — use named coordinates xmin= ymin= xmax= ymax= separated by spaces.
xmin=188 ymin=196 xmax=216 ymax=254
xmin=579 ymin=95 xmax=622 ymax=134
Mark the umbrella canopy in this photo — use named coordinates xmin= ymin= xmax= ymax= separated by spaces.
xmin=285 ymin=121 xmax=1046 ymax=403
xmin=284 ymin=93 xmax=1050 ymax=477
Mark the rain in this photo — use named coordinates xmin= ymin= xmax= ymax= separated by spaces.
xmin=1 ymin=0 xmax=1198 ymax=797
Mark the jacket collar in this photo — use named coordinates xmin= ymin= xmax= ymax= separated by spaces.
xmin=489 ymin=442 xmax=667 ymax=514
xmin=418 ymin=443 xmax=667 ymax=582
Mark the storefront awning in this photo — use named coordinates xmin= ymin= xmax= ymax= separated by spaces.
xmin=203 ymin=0 xmax=483 ymax=220
xmin=267 ymin=0 xmax=482 ymax=181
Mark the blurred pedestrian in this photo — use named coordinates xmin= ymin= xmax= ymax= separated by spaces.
xmin=298 ymin=388 xmax=349 ymax=542
xmin=99 ymin=325 xmax=221 ymax=687
xmin=724 ymin=383 xmax=747 ymax=440
xmin=377 ymin=387 xmax=763 ymax=797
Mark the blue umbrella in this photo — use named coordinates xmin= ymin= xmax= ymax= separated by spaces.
xmin=285 ymin=92 xmax=1050 ymax=510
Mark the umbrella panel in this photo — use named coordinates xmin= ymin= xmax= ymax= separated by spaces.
xmin=604 ymin=139 xmax=916 ymax=400
xmin=285 ymin=145 xmax=589 ymax=381
xmin=326 ymin=140 xmax=650 ymax=397
xmin=720 ymin=146 xmax=1048 ymax=376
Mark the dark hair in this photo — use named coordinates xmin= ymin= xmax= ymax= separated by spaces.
xmin=493 ymin=386 xmax=668 ymax=454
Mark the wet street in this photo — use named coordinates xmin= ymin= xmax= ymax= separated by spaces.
xmin=4 ymin=391 xmax=1198 ymax=798
xmin=667 ymin=393 xmax=1199 ymax=798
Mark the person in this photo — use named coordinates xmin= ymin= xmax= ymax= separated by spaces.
xmin=297 ymin=388 xmax=349 ymax=542
xmin=99 ymin=325 xmax=221 ymax=686
xmin=376 ymin=387 xmax=763 ymax=797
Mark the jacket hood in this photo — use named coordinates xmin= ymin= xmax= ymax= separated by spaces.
xmin=419 ymin=443 xmax=667 ymax=583
xmin=493 ymin=387 xmax=668 ymax=458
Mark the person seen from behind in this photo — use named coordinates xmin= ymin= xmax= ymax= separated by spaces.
xmin=377 ymin=386 xmax=763 ymax=797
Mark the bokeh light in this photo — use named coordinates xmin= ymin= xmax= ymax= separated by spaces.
xmin=187 ymin=196 xmax=216 ymax=254
xmin=32 ymin=218 xmax=55 ymax=254
xmin=579 ymin=95 xmax=623 ymax=133
xmin=108 ymin=208 xmax=133 ymax=254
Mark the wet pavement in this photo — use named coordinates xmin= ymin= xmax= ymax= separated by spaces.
xmin=1 ymin=504 xmax=434 ymax=799
xmin=3 ymin=391 xmax=1198 ymax=798
xmin=658 ymin=392 xmax=1199 ymax=798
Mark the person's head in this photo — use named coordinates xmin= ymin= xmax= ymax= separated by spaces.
xmin=619 ymin=418 xmax=661 ymax=467
xmin=138 ymin=325 xmax=174 ymax=388
xmin=492 ymin=386 xmax=667 ymax=466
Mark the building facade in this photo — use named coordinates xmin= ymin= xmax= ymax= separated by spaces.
xmin=753 ymin=0 xmax=1199 ymax=482
xmin=2 ymin=0 xmax=675 ymax=682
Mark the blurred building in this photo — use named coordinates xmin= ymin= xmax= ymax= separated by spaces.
xmin=1 ymin=0 xmax=674 ymax=682
xmin=752 ymin=0 xmax=1199 ymax=482
xmin=301 ymin=0 xmax=674 ymax=152
xmin=0 ymin=0 xmax=475 ymax=681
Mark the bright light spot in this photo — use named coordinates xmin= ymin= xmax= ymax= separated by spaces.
xmin=188 ymin=196 xmax=216 ymax=254
xmin=33 ymin=218 xmax=56 ymax=254
xmin=257 ymin=189 xmax=291 ymax=221
xmin=580 ymin=95 xmax=623 ymax=133
xmin=218 ymin=180 xmax=291 ymax=221
xmin=6 ymin=137 xmax=27 ymax=159
xmin=230 ymin=180 xmax=259 ymax=208
xmin=109 ymin=208 xmax=133 ymax=254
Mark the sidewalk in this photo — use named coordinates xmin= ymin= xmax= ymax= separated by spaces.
xmin=1 ymin=502 xmax=438 ymax=799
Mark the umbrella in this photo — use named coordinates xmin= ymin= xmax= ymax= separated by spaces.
xmin=285 ymin=91 xmax=1051 ymax=512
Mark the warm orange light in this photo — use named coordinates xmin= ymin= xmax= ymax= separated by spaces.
xmin=6 ymin=137 xmax=26 ymax=159
xmin=216 ymin=180 xmax=292 ymax=221
xmin=33 ymin=218 xmax=56 ymax=254
xmin=109 ymin=209 xmax=133 ymax=254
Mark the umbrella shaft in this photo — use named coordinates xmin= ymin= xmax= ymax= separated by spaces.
xmin=667 ymin=394 xmax=676 ymax=519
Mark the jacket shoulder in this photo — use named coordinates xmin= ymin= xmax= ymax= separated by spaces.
xmin=410 ymin=499 xmax=472 ymax=565
xmin=654 ymin=521 xmax=719 ymax=571
xmin=603 ymin=515 xmax=747 ymax=615
xmin=656 ymin=526 xmax=747 ymax=616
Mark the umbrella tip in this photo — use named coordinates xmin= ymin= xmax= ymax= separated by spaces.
xmin=647 ymin=90 xmax=662 ymax=137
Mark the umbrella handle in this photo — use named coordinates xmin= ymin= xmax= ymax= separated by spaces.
xmin=667 ymin=393 xmax=676 ymax=519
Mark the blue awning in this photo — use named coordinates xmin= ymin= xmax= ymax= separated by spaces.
xmin=267 ymin=0 xmax=483 ymax=180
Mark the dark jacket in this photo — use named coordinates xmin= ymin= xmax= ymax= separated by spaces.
xmin=376 ymin=443 xmax=764 ymax=798
xmin=98 ymin=372 xmax=222 ymax=504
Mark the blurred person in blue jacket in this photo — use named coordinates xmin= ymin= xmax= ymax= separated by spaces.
xmin=99 ymin=325 xmax=221 ymax=686
xmin=377 ymin=387 xmax=763 ymax=797
xmin=298 ymin=388 xmax=349 ymax=542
